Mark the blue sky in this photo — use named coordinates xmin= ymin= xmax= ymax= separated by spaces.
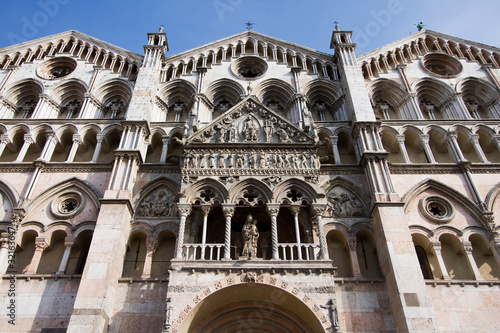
xmin=1 ymin=0 xmax=499 ymax=57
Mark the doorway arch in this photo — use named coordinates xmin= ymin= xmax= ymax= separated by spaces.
xmin=174 ymin=275 xmax=329 ymax=332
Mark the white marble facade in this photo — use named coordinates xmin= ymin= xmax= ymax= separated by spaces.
xmin=0 ymin=26 xmax=499 ymax=332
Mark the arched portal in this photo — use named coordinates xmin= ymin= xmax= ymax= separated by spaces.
xmin=178 ymin=283 xmax=325 ymax=333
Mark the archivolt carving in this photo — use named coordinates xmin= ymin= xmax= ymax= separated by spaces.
xmin=325 ymin=187 xmax=366 ymax=217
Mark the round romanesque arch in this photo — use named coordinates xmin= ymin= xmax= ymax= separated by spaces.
xmin=171 ymin=273 xmax=331 ymax=333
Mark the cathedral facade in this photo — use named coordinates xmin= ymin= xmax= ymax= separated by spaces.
xmin=0 ymin=26 xmax=500 ymax=333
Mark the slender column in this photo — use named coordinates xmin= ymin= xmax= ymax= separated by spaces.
xmin=92 ymin=134 xmax=104 ymax=162
xmin=267 ymin=203 xmax=280 ymax=260
xmin=39 ymin=132 xmax=58 ymax=161
xmin=26 ymin=238 xmax=48 ymax=274
xmin=462 ymin=242 xmax=484 ymax=281
xmin=0 ymin=233 xmax=10 ymax=274
xmin=66 ymin=134 xmax=82 ymax=162
xmin=311 ymin=204 xmax=328 ymax=260
xmin=447 ymin=132 xmax=466 ymax=162
xmin=0 ymin=134 xmax=11 ymax=157
xmin=421 ymin=135 xmax=437 ymax=164
xmin=430 ymin=242 xmax=450 ymax=280
xmin=56 ymin=238 xmax=75 ymax=275
xmin=160 ymin=136 xmax=169 ymax=164
xmin=396 ymin=135 xmax=411 ymax=163
xmin=347 ymin=238 xmax=362 ymax=278
xmin=470 ymin=135 xmax=489 ymax=163
xmin=15 ymin=134 xmax=34 ymax=162
xmin=141 ymin=238 xmax=157 ymax=278
xmin=174 ymin=204 xmax=192 ymax=259
xmin=290 ymin=204 xmax=302 ymax=260
xmin=482 ymin=64 xmax=500 ymax=90
xmin=221 ymin=204 xmax=235 ymax=259
xmin=200 ymin=204 xmax=211 ymax=259
xmin=331 ymin=136 xmax=341 ymax=165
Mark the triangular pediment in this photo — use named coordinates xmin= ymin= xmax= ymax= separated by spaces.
xmin=165 ymin=30 xmax=333 ymax=63
xmin=187 ymin=96 xmax=315 ymax=145
xmin=358 ymin=29 xmax=500 ymax=63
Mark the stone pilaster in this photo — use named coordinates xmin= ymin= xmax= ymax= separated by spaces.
xmin=372 ymin=204 xmax=439 ymax=332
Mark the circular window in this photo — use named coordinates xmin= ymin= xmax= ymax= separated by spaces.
xmin=51 ymin=191 xmax=86 ymax=219
xmin=418 ymin=195 xmax=455 ymax=224
xmin=421 ymin=53 xmax=462 ymax=78
xmin=37 ymin=57 xmax=77 ymax=80
xmin=231 ymin=56 xmax=268 ymax=80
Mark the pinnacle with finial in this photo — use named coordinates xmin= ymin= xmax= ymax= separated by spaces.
xmin=245 ymin=21 xmax=254 ymax=30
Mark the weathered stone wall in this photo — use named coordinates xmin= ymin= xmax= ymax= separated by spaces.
xmin=0 ymin=278 xmax=79 ymax=332
xmin=109 ymin=281 xmax=169 ymax=333
xmin=336 ymin=280 xmax=395 ymax=332
xmin=427 ymin=283 xmax=500 ymax=332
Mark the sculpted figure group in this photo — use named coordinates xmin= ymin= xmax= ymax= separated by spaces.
xmin=183 ymin=151 xmax=320 ymax=170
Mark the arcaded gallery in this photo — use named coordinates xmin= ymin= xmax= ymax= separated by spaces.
xmin=0 ymin=23 xmax=500 ymax=333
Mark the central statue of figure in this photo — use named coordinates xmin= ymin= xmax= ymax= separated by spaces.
xmin=241 ymin=214 xmax=259 ymax=258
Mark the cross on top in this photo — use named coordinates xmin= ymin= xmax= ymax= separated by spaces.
xmin=245 ymin=21 xmax=254 ymax=30
xmin=334 ymin=21 xmax=340 ymax=31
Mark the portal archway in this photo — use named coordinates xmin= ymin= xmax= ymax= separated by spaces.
xmin=175 ymin=276 xmax=328 ymax=333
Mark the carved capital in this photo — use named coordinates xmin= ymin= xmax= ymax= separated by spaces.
xmin=146 ymin=238 xmax=158 ymax=252
xmin=177 ymin=203 xmax=192 ymax=217
xmin=35 ymin=238 xmax=49 ymax=251
xmin=266 ymin=203 xmax=281 ymax=217
xmin=347 ymin=238 xmax=357 ymax=251
xmin=200 ymin=204 xmax=212 ymax=217
xmin=221 ymin=204 xmax=235 ymax=218
xmin=311 ymin=203 xmax=327 ymax=218
xmin=289 ymin=204 xmax=301 ymax=217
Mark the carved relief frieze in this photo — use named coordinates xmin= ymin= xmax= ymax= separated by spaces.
xmin=181 ymin=148 xmax=320 ymax=176
xmin=325 ymin=187 xmax=366 ymax=218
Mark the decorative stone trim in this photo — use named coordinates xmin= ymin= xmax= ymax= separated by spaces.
xmin=51 ymin=191 xmax=86 ymax=219
xmin=418 ymin=195 xmax=455 ymax=224
xmin=168 ymin=273 xmax=333 ymax=333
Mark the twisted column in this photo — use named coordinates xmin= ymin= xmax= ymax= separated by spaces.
xmin=267 ymin=203 xmax=280 ymax=260
xmin=221 ymin=204 xmax=235 ymax=259
xmin=312 ymin=204 xmax=328 ymax=260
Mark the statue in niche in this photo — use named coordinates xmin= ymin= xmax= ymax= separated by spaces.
xmin=198 ymin=154 xmax=206 ymax=168
xmin=259 ymin=153 xmax=267 ymax=168
xmin=242 ymin=214 xmax=259 ymax=258
xmin=276 ymin=154 xmax=283 ymax=168
xmin=309 ymin=152 xmax=319 ymax=169
xmin=228 ymin=124 xmax=237 ymax=142
xmin=248 ymin=153 xmax=257 ymax=168
xmin=152 ymin=190 xmax=169 ymax=216
xmin=208 ymin=153 xmax=215 ymax=168
xmin=236 ymin=154 xmax=245 ymax=168
xmin=227 ymin=153 xmax=234 ymax=168
xmin=217 ymin=153 xmax=225 ymax=168
xmin=243 ymin=116 xmax=259 ymax=141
